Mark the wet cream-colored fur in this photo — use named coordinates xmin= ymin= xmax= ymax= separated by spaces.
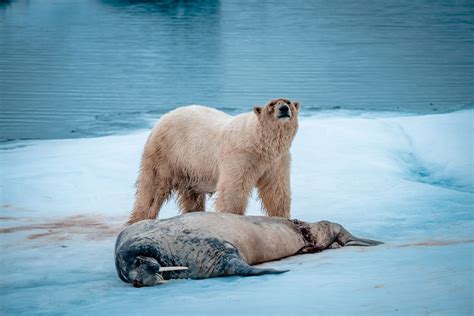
xmin=128 ymin=98 xmax=300 ymax=224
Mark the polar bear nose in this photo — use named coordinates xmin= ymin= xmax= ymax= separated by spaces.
xmin=280 ymin=105 xmax=289 ymax=113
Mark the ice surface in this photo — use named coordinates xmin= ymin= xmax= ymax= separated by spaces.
xmin=1 ymin=110 xmax=473 ymax=315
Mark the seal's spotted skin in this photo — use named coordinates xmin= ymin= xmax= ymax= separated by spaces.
xmin=115 ymin=213 xmax=382 ymax=287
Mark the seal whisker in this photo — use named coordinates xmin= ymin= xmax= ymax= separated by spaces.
xmin=158 ymin=266 xmax=189 ymax=272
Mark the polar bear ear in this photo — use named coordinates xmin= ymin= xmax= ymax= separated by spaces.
xmin=253 ymin=106 xmax=263 ymax=116
xmin=293 ymin=101 xmax=300 ymax=111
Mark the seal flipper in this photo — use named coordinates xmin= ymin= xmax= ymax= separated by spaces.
xmin=335 ymin=224 xmax=383 ymax=247
xmin=225 ymin=258 xmax=289 ymax=277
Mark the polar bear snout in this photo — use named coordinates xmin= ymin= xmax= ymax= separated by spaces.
xmin=277 ymin=104 xmax=291 ymax=120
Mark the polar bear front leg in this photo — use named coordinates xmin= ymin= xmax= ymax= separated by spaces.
xmin=215 ymin=159 xmax=257 ymax=215
xmin=256 ymin=153 xmax=291 ymax=218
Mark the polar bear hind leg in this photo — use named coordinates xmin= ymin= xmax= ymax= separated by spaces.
xmin=128 ymin=159 xmax=172 ymax=224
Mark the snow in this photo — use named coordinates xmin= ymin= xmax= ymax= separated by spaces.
xmin=1 ymin=110 xmax=473 ymax=315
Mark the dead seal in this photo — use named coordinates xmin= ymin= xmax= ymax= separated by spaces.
xmin=115 ymin=212 xmax=382 ymax=287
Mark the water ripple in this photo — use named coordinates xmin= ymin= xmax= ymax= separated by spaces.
xmin=1 ymin=0 xmax=473 ymax=140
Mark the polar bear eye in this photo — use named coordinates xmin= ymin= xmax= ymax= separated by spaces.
xmin=269 ymin=99 xmax=281 ymax=107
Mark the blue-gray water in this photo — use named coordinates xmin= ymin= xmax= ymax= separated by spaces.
xmin=1 ymin=0 xmax=473 ymax=141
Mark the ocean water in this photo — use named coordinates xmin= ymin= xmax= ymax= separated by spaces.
xmin=1 ymin=0 xmax=473 ymax=141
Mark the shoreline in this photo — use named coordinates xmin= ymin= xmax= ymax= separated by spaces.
xmin=1 ymin=107 xmax=473 ymax=146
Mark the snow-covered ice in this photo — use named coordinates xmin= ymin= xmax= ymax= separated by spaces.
xmin=1 ymin=110 xmax=473 ymax=315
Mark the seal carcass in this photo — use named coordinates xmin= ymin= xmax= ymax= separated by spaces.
xmin=115 ymin=212 xmax=382 ymax=287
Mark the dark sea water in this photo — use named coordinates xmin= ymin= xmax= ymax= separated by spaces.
xmin=1 ymin=0 xmax=473 ymax=141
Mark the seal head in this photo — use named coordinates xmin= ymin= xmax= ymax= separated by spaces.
xmin=129 ymin=256 xmax=163 ymax=288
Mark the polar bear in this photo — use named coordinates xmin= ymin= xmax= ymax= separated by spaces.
xmin=128 ymin=98 xmax=300 ymax=224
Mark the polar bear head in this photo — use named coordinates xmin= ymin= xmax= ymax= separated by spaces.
xmin=253 ymin=98 xmax=300 ymax=123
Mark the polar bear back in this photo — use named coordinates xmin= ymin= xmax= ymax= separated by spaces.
xmin=149 ymin=105 xmax=254 ymax=190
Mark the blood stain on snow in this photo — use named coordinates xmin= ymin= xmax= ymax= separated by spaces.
xmin=0 ymin=214 xmax=125 ymax=242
